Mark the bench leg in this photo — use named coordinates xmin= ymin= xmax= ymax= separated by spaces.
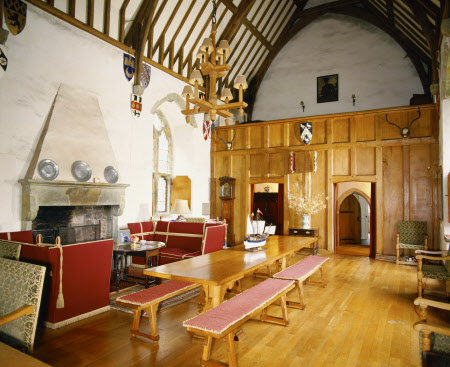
xmin=260 ymin=294 xmax=290 ymax=326
xmin=226 ymin=332 xmax=238 ymax=367
xmin=129 ymin=305 xmax=160 ymax=343
xmin=306 ymin=267 xmax=327 ymax=288
xmin=286 ymin=281 xmax=306 ymax=310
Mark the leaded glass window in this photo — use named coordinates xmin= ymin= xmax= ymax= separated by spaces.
xmin=153 ymin=112 xmax=173 ymax=215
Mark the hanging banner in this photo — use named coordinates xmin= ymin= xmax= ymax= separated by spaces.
xmin=4 ymin=0 xmax=27 ymax=35
xmin=131 ymin=93 xmax=142 ymax=119
xmin=300 ymin=122 xmax=312 ymax=144
xmin=141 ymin=63 xmax=151 ymax=88
xmin=203 ymin=120 xmax=211 ymax=141
xmin=0 ymin=45 xmax=7 ymax=79
xmin=123 ymin=54 xmax=135 ymax=81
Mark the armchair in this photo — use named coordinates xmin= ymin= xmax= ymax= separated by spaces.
xmin=0 ymin=258 xmax=46 ymax=353
xmin=413 ymin=297 xmax=450 ymax=365
xmin=416 ymin=246 xmax=450 ymax=298
xmin=396 ymin=221 xmax=428 ymax=265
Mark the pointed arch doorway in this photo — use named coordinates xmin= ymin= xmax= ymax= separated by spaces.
xmin=335 ymin=182 xmax=376 ymax=258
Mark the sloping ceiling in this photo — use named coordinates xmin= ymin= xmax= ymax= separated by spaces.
xmin=24 ymin=0 xmax=449 ymax=118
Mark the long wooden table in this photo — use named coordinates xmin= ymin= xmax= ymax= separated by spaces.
xmin=143 ymin=235 xmax=316 ymax=311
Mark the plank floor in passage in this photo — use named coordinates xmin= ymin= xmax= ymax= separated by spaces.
xmin=27 ymin=254 xmax=449 ymax=367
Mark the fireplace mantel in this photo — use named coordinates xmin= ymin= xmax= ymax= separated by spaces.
xmin=19 ymin=179 xmax=129 ymax=233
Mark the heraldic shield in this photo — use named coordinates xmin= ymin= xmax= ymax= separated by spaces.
xmin=123 ymin=54 xmax=135 ymax=81
xmin=131 ymin=94 xmax=142 ymax=119
xmin=4 ymin=0 xmax=27 ymax=35
xmin=300 ymin=122 xmax=312 ymax=144
xmin=0 ymin=45 xmax=7 ymax=79
xmin=203 ymin=120 xmax=211 ymax=141
xmin=141 ymin=63 xmax=151 ymax=88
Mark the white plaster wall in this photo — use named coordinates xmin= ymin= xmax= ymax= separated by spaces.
xmin=0 ymin=4 xmax=210 ymax=232
xmin=253 ymin=14 xmax=423 ymax=120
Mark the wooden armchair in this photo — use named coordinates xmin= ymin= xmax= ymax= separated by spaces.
xmin=413 ymin=297 xmax=450 ymax=365
xmin=0 ymin=258 xmax=46 ymax=353
xmin=396 ymin=221 xmax=428 ymax=265
xmin=416 ymin=246 xmax=450 ymax=298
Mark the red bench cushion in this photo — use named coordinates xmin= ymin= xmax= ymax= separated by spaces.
xmin=183 ymin=278 xmax=294 ymax=334
xmin=273 ymin=256 xmax=328 ymax=280
xmin=116 ymin=280 xmax=196 ymax=306
xmin=159 ymin=248 xmax=201 ymax=265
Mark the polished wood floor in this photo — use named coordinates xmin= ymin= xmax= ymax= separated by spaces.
xmin=28 ymin=254 xmax=449 ymax=367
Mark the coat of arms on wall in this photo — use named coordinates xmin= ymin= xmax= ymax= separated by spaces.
xmin=203 ymin=119 xmax=211 ymax=141
xmin=300 ymin=122 xmax=312 ymax=144
xmin=123 ymin=54 xmax=135 ymax=81
xmin=141 ymin=63 xmax=151 ymax=88
xmin=131 ymin=94 xmax=142 ymax=119
xmin=4 ymin=0 xmax=27 ymax=35
xmin=0 ymin=45 xmax=7 ymax=79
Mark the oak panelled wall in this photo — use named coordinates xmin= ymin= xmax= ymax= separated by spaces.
xmin=211 ymin=104 xmax=439 ymax=256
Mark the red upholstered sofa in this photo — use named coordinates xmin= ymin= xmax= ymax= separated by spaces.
xmin=128 ymin=220 xmax=227 ymax=265
xmin=0 ymin=230 xmax=113 ymax=329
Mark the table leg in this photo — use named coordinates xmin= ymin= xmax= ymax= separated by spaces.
xmin=114 ymin=252 xmax=120 ymax=292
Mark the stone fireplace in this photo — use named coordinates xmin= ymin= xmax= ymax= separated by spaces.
xmin=20 ymin=180 xmax=127 ymax=244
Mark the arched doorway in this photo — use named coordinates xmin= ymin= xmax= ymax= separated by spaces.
xmin=336 ymin=188 xmax=371 ymax=256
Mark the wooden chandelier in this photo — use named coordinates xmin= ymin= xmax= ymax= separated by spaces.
xmin=181 ymin=1 xmax=247 ymax=125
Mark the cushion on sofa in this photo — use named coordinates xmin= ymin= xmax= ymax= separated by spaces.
xmin=165 ymin=222 xmax=205 ymax=251
xmin=159 ymin=247 xmax=202 ymax=264
xmin=128 ymin=221 xmax=155 ymax=241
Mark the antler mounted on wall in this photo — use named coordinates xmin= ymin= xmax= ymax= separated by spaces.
xmin=385 ymin=107 xmax=421 ymax=138
xmin=216 ymin=128 xmax=236 ymax=150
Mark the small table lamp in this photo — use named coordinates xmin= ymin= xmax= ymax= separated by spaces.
xmin=172 ymin=199 xmax=191 ymax=221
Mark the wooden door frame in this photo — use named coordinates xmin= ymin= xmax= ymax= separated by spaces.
xmin=249 ymin=181 xmax=284 ymax=236
xmin=334 ymin=184 xmax=375 ymax=258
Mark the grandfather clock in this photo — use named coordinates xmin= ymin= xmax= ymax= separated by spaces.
xmin=219 ymin=176 xmax=236 ymax=246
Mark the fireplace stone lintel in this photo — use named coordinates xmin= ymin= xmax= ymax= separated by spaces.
xmin=19 ymin=179 xmax=129 ymax=236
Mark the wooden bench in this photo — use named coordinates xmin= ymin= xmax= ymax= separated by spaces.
xmin=273 ymin=255 xmax=328 ymax=310
xmin=183 ymin=278 xmax=295 ymax=366
xmin=116 ymin=280 xmax=201 ymax=343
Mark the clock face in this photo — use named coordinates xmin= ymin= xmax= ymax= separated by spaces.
xmin=222 ymin=182 xmax=231 ymax=197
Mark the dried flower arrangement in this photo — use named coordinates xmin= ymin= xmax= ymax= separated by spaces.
xmin=288 ymin=181 xmax=328 ymax=215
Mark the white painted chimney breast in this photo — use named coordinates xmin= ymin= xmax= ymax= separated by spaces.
xmin=26 ymin=84 xmax=119 ymax=183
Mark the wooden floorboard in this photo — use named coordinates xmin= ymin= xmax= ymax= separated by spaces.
xmin=22 ymin=254 xmax=449 ymax=366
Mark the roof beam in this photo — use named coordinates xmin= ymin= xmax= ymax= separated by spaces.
xmin=293 ymin=0 xmax=361 ymax=19
xmin=220 ymin=0 xmax=256 ymax=41
xmin=134 ymin=0 xmax=159 ymax=87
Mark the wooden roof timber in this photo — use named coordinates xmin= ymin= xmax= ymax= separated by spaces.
xmin=26 ymin=0 xmax=442 ymax=119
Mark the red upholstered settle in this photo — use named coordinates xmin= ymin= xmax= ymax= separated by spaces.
xmin=202 ymin=224 xmax=227 ymax=254
xmin=117 ymin=280 xmax=195 ymax=305
xmin=154 ymin=221 xmax=169 ymax=242
xmin=183 ymin=278 xmax=294 ymax=334
xmin=20 ymin=239 xmax=114 ymax=325
xmin=274 ymin=256 xmax=328 ymax=280
xmin=0 ymin=230 xmax=34 ymax=244
xmin=165 ymin=222 xmax=205 ymax=251
xmin=140 ymin=221 xmax=154 ymax=240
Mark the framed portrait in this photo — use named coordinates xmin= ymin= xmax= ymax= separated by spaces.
xmin=117 ymin=229 xmax=131 ymax=246
xmin=317 ymin=74 xmax=338 ymax=103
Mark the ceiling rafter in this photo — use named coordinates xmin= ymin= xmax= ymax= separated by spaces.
xmin=162 ymin=0 xmax=197 ymax=62
xmin=224 ymin=0 xmax=285 ymax=88
xmin=134 ymin=0 xmax=159 ymax=86
xmin=220 ymin=0 xmax=256 ymax=42
xmin=124 ymin=0 xmax=152 ymax=47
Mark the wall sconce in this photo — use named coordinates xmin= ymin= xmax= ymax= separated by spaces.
xmin=352 ymin=94 xmax=356 ymax=106
xmin=300 ymin=101 xmax=305 ymax=112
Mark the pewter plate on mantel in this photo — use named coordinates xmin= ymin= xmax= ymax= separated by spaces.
xmin=104 ymin=166 xmax=119 ymax=184
xmin=71 ymin=160 xmax=92 ymax=182
xmin=38 ymin=159 xmax=59 ymax=180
